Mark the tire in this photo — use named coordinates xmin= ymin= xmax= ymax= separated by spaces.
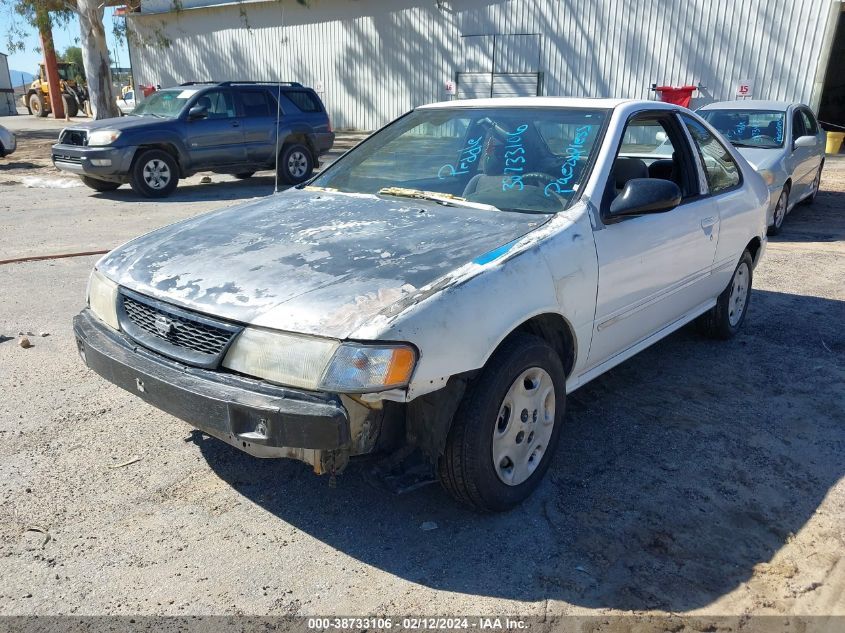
xmin=62 ymin=94 xmax=79 ymax=118
xmin=802 ymin=164 xmax=822 ymax=206
xmin=767 ymin=186 xmax=788 ymax=236
xmin=277 ymin=143 xmax=314 ymax=185
xmin=29 ymin=92 xmax=47 ymax=118
xmin=80 ymin=176 xmax=120 ymax=192
xmin=438 ymin=333 xmax=566 ymax=512
xmin=697 ymin=250 xmax=753 ymax=340
xmin=234 ymin=171 xmax=255 ymax=180
xmin=129 ymin=149 xmax=179 ymax=198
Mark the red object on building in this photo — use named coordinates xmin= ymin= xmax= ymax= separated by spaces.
xmin=654 ymin=85 xmax=697 ymax=108
xmin=141 ymin=84 xmax=157 ymax=98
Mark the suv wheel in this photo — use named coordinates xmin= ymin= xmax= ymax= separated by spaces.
xmin=438 ymin=333 xmax=566 ymax=512
xmin=80 ymin=176 xmax=120 ymax=192
xmin=278 ymin=143 xmax=313 ymax=185
xmin=130 ymin=149 xmax=179 ymax=198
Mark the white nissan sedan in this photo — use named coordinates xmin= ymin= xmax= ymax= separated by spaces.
xmin=698 ymin=100 xmax=825 ymax=235
xmin=74 ymin=98 xmax=768 ymax=511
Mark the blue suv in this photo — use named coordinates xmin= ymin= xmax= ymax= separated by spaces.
xmin=51 ymin=81 xmax=334 ymax=197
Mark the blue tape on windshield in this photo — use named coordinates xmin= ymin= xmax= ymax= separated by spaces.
xmin=473 ymin=240 xmax=517 ymax=265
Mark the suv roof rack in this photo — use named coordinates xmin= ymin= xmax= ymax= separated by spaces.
xmin=178 ymin=81 xmax=304 ymax=88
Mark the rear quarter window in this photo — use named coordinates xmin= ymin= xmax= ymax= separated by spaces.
xmin=284 ymin=90 xmax=323 ymax=113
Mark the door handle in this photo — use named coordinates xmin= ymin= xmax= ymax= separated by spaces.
xmin=700 ymin=216 xmax=717 ymax=229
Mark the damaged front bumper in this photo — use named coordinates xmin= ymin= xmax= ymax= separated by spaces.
xmin=72 ymin=309 xmax=378 ymax=473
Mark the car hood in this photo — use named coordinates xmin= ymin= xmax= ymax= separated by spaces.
xmin=735 ymin=146 xmax=781 ymax=170
xmin=97 ymin=189 xmax=547 ymax=339
xmin=64 ymin=115 xmax=173 ymax=133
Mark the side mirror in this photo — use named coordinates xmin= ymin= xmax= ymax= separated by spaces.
xmin=187 ymin=105 xmax=208 ymax=120
xmin=608 ymin=178 xmax=682 ymax=220
xmin=794 ymin=135 xmax=817 ymax=149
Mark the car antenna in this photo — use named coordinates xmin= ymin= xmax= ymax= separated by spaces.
xmin=273 ymin=3 xmax=285 ymax=194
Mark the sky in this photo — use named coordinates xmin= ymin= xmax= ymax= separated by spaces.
xmin=4 ymin=8 xmax=127 ymax=81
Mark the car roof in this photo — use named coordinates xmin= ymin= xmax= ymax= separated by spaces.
xmin=418 ymin=96 xmax=636 ymax=110
xmin=698 ymin=99 xmax=796 ymax=111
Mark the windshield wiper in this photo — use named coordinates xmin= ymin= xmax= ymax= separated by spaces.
xmin=730 ymin=141 xmax=759 ymax=148
xmin=378 ymin=187 xmax=500 ymax=212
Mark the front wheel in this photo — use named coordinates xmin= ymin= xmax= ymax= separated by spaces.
xmin=767 ymin=186 xmax=788 ymax=236
xmin=277 ymin=143 xmax=314 ymax=185
xmin=29 ymin=92 xmax=47 ymax=118
xmin=80 ymin=176 xmax=120 ymax=192
xmin=129 ymin=149 xmax=179 ymax=198
xmin=438 ymin=333 xmax=566 ymax=512
xmin=62 ymin=94 xmax=79 ymax=118
xmin=697 ymin=250 xmax=753 ymax=340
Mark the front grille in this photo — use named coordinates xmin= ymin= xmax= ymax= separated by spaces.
xmin=118 ymin=290 xmax=243 ymax=368
xmin=60 ymin=129 xmax=87 ymax=146
xmin=53 ymin=153 xmax=82 ymax=164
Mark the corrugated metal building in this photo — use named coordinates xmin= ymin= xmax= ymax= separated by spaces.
xmin=126 ymin=0 xmax=845 ymax=130
xmin=0 ymin=53 xmax=17 ymax=116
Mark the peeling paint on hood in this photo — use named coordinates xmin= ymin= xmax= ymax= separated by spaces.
xmin=97 ymin=189 xmax=548 ymax=339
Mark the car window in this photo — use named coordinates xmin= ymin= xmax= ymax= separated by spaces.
xmin=800 ymin=109 xmax=818 ymax=136
xmin=699 ymin=109 xmax=785 ymax=149
xmin=285 ymin=90 xmax=322 ymax=113
xmin=241 ymin=90 xmax=272 ymax=118
xmin=612 ymin=113 xmax=698 ymax=200
xmin=792 ymin=110 xmax=806 ymax=141
xmin=682 ymin=115 xmax=741 ymax=194
xmin=311 ymin=106 xmax=608 ymax=215
xmin=196 ymin=90 xmax=235 ymax=119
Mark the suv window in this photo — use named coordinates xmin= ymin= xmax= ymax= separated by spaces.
xmin=682 ymin=116 xmax=740 ymax=194
xmin=286 ymin=90 xmax=322 ymax=113
xmin=241 ymin=90 xmax=272 ymax=118
xmin=195 ymin=90 xmax=236 ymax=119
xmin=799 ymin=109 xmax=818 ymax=136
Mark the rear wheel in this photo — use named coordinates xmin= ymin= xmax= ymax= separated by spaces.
xmin=29 ymin=92 xmax=47 ymax=118
xmin=80 ymin=176 xmax=120 ymax=192
xmin=234 ymin=171 xmax=255 ymax=180
xmin=802 ymin=165 xmax=822 ymax=205
xmin=438 ymin=333 xmax=566 ymax=512
xmin=767 ymin=185 xmax=789 ymax=236
xmin=277 ymin=143 xmax=314 ymax=185
xmin=697 ymin=250 xmax=753 ymax=340
xmin=129 ymin=149 xmax=179 ymax=198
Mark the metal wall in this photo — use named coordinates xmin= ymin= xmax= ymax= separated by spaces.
xmin=0 ymin=53 xmax=16 ymax=116
xmin=128 ymin=0 xmax=840 ymax=130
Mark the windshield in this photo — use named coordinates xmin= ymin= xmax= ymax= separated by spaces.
xmin=311 ymin=107 xmax=608 ymax=214
xmin=700 ymin=109 xmax=785 ymax=149
xmin=132 ymin=88 xmax=198 ymax=118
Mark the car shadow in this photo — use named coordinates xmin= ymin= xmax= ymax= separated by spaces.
xmin=770 ymin=187 xmax=845 ymax=244
xmin=92 ymin=175 xmax=283 ymax=203
xmin=193 ymin=288 xmax=844 ymax=611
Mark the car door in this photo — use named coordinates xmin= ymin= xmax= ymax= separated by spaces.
xmin=183 ymin=89 xmax=247 ymax=167
xmin=789 ymin=107 xmax=814 ymax=197
xmin=237 ymin=88 xmax=278 ymax=165
xmin=586 ymin=110 xmax=720 ymax=368
xmin=798 ymin=108 xmax=824 ymax=188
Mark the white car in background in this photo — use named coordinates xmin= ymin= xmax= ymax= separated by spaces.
xmin=0 ymin=124 xmax=16 ymax=157
xmin=698 ymin=100 xmax=825 ymax=235
xmin=117 ymin=90 xmax=136 ymax=115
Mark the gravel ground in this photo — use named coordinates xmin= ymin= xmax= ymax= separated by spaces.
xmin=0 ymin=127 xmax=843 ymax=619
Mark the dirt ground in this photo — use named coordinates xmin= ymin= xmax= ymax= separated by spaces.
xmin=0 ymin=123 xmax=843 ymax=621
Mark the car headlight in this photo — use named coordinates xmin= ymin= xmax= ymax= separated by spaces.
xmin=87 ymin=269 xmax=119 ymax=329
xmin=222 ymin=328 xmax=417 ymax=393
xmin=87 ymin=130 xmax=121 ymax=146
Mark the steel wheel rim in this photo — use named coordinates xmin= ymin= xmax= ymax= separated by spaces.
xmin=728 ymin=261 xmax=750 ymax=327
xmin=288 ymin=151 xmax=308 ymax=178
xmin=143 ymin=159 xmax=171 ymax=189
xmin=492 ymin=367 xmax=556 ymax=486
xmin=31 ymin=97 xmax=40 ymax=113
xmin=773 ymin=191 xmax=787 ymax=228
